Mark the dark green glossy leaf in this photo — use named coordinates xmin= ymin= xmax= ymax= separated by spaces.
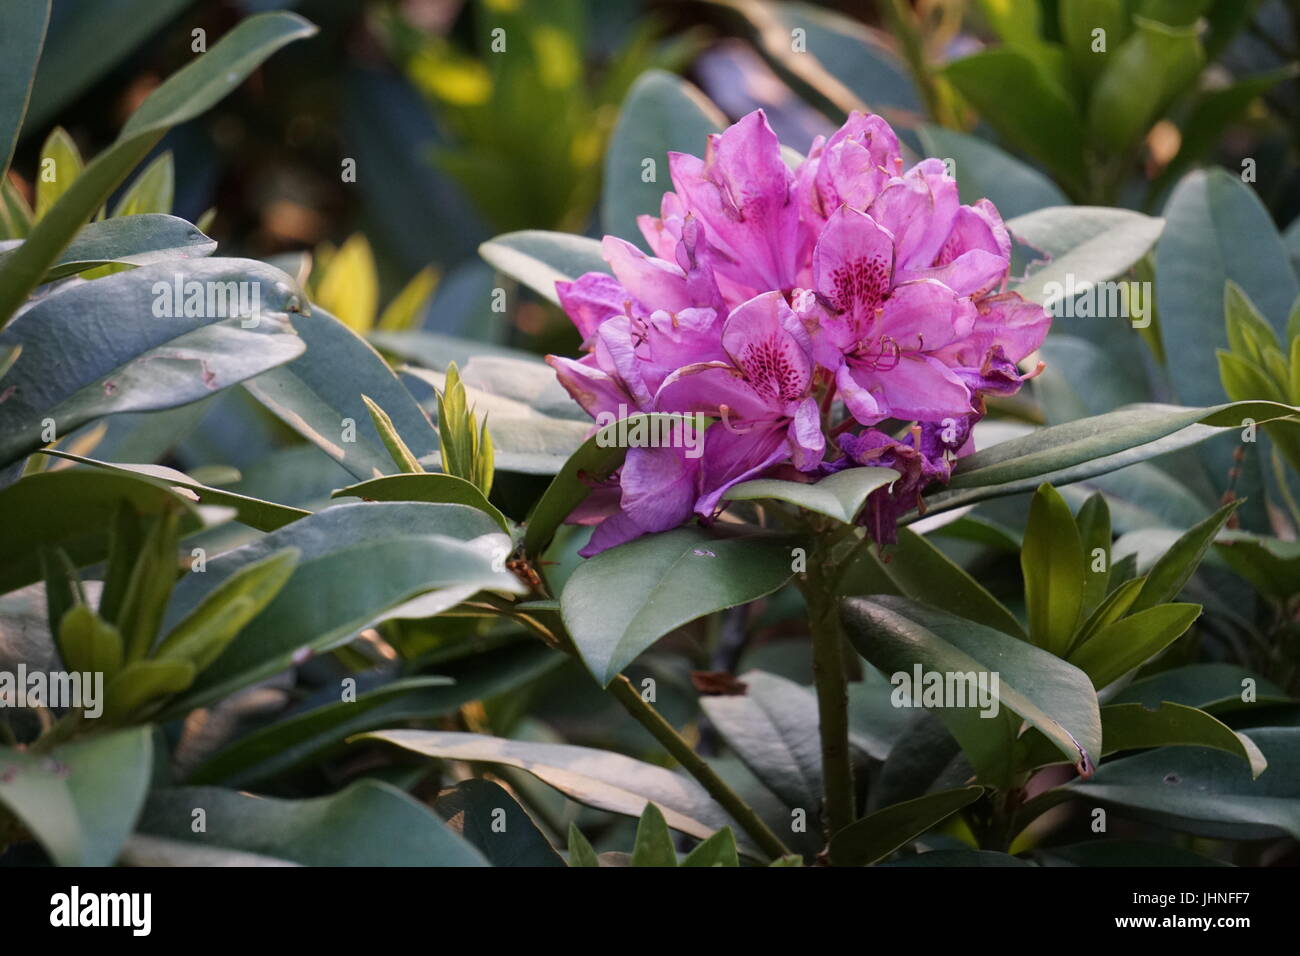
xmin=885 ymin=528 xmax=1025 ymax=639
xmin=1022 ymin=483 xmax=1084 ymax=655
xmin=561 ymin=527 xmax=799 ymax=685
xmin=434 ymin=778 xmax=564 ymax=867
xmin=137 ymin=780 xmax=488 ymax=866
xmin=1067 ymin=603 xmax=1201 ymax=690
xmin=829 ymin=786 xmax=983 ymax=866
xmin=0 ymin=0 xmax=50 ymax=176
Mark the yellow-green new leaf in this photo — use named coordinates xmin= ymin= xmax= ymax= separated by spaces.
xmin=1021 ymin=483 xmax=1085 ymax=655
xmin=1068 ymin=602 xmax=1202 ymax=689
xmin=361 ymin=394 xmax=425 ymax=474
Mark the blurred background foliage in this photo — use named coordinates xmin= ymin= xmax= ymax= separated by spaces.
xmin=4 ymin=0 xmax=1300 ymax=864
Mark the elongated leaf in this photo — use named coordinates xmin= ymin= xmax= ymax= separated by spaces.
xmin=39 ymin=451 xmax=309 ymax=532
xmin=478 ymin=230 xmax=608 ymax=306
xmin=886 ymin=528 xmax=1025 ymax=639
xmin=112 ymin=151 xmax=174 ymax=218
xmin=0 ymin=12 xmax=317 ymax=326
xmin=700 ymin=671 xmax=823 ymax=814
xmin=243 ymin=307 xmax=439 ymax=482
xmin=434 ymin=778 xmax=564 ymax=867
xmin=1110 ymin=662 xmax=1289 ymax=714
xmin=59 ymin=727 xmax=153 ymax=867
xmin=0 ymin=470 xmax=200 ymax=596
xmin=1052 ymin=727 xmax=1300 ymax=841
xmin=0 ymin=258 xmax=307 ymax=469
xmin=567 ymin=824 xmax=600 ymax=867
xmin=725 ymin=468 xmax=897 ymax=525
xmin=682 ymin=827 xmax=739 ymax=867
xmin=1067 ymin=603 xmax=1201 ymax=689
xmin=829 ymin=786 xmax=983 ymax=866
xmin=1131 ymin=500 xmax=1238 ymax=611
xmin=0 ymin=744 xmax=80 ymax=865
xmin=0 ymin=0 xmax=51 ymax=176
xmin=1020 ymin=701 xmax=1266 ymax=777
xmin=601 ymin=70 xmax=724 ymax=246
xmin=0 ymin=214 xmax=215 ymax=283
xmin=1008 ymin=206 xmax=1165 ymax=306
xmin=943 ymin=49 xmax=1087 ymax=195
xmin=138 ymin=780 xmax=487 ymax=866
xmin=562 ymin=527 xmax=799 ymax=685
xmin=631 ymin=803 xmax=678 ymax=867
xmin=919 ymin=401 xmax=1300 ymax=516
xmin=1022 ymin=484 xmax=1084 ymax=655
xmin=160 ymin=502 xmax=519 ymax=711
xmin=842 ymin=596 xmax=1102 ymax=783
xmin=188 ymin=643 xmax=559 ymax=787
xmin=1214 ymin=531 xmax=1300 ymax=602
xmin=362 ymin=730 xmax=750 ymax=852
xmin=333 ymin=473 xmax=509 ymax=534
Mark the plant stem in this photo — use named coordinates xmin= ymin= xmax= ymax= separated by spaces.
xmin=607 ymin=674 xmax=793 ymax=861
xmin=799 ymin=552 xmax=857 ymax=843
xmin=881 ymin=0 xmax=946 ymax=124
xmin=493 ymin=604 xmax=792 ymax=860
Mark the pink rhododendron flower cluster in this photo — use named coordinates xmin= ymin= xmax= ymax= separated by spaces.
xmin=548 ymin=109 xmax=1051 ymax=556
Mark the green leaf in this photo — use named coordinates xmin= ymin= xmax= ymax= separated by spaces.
xmin=725 ymin=468 xmax=897 ymax=524
xmin=103 ymin=657 xmax=195 ymax=723
xmin=0 ymin=257 xmax=307 ymax=469
xmin=601 ymin=70 xmax=724 ymax=246
xmin=112 ymin=151 xmax=174 ymax=217
xmin=1035 ymin=840 xmax=1228 ymax=867
xmin=243 ymin=307 xmax=440 ymax=482
xmin=59 ymin=727 xmax=153 ymax=867
xmin=829 ymin=786 xmax=983 ymax=866
xmin=361 ymin=393 xmax=425 ymax=474
xmin=160 ymin=502 xmax=520 ymax=711
xmin=0 ymin=744 xmax=81 ymax=865
xmin=153 ymin=547 xmax=299 ymax=673
xmin=561 ymin=527 xmax=799 ymax=685
xmin=35 ymin=127 xmax=84 ymax=219
xmin=0 ymin=0 xmax=50 ymax=176
xmin=434 ymin=778 xmax=565 ymax=867
xmin=362 ymin=730 xmax=750 ymax=852
xmin=1059 ymin=0 xmax=1131 ymax=81
xmin=916 ymin=125 xmax=1068 ymax=219
xmin=478 ymin=230 xmax=608 ymax=306
xmin=188 ymin=643 xmax=559 ymax=787
xmin=1053 ymin=727 xmax=1300 ymax=841
xmin=376 ymin=266 xmax=437 ymax=332
xmin=1075 ymin=493 xmax=1112 ymax=618
xmin=1131 ymin=500 xmax=1238 ymax=611
xmin=0 ymin=214 xmax=216 ymax=282
xmin=37 ymin=451 xmax=310 ymax=532
xmin=919 ymin=401 xmax=1300 ymax=516
xmin=1021 ymin=484 xmax=1085 ymax=655
xmin=0 ymin=12 xmax=317 ymax=326
xmin=1007 ymin=206 xmax=1165 ymax=305
xmin=1071 ymin=574 xmax=1143 ymax=649
xmin=1156 ymin=169 xmax=1299 ymax=524
xmin=1020 ymin=702 xmax=1266 ymax=777
xmin=943 ymin=49 xmax=1087 ymax=195
xmin=567 ymin=823 xmax=601 ymax=867
xmin=0 ymin=470 xmax=201 ymax=596
xmin=333 ymin=473 xmax=509 ymax=534
xmin=699 ymin=670 xmax=823 ymax=814
xmin=682 ymin=827 xmax=739 ymax=867
xmin=1213 ymin=531 xmax=1300 ymax=603
xmin=137 ymin=780 xmax=488 ymax=866
xmin=1067 ymin=603 xmax=1202 ymax=690
xmin=1087 ymin=16 xmax=1203 ymax=155
xmin=1110 ymin=662 xmax=1288 ymax=714
xmin=56 ymin=603 xmax=124 ymax=684
xmin=885 ymin=528 xmax=1026 ymax=639
xmin=841 ymin=596 xmax=1102 ymax=783
xmin=435 ymin=362 xmax=493 ymax=496
xmin=630 ymin=803 xmax=678 ymax=867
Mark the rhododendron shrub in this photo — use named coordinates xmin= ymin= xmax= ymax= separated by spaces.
xmin=548 ymin=110 xmax=1051 ymax=555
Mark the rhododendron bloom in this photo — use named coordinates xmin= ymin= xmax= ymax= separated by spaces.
xmin=548 ymin=108 xmax=1052 ymax=554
